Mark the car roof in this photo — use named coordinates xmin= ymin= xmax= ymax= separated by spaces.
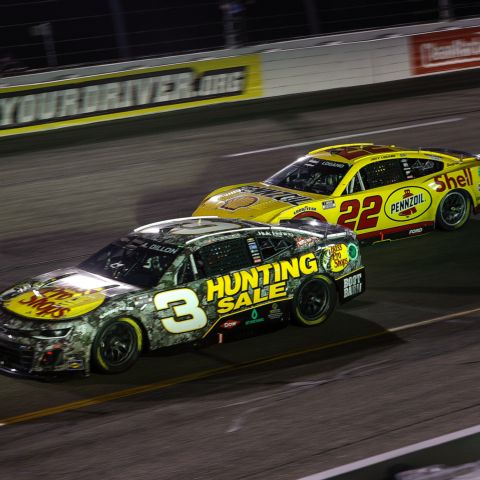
xmin=132 ymin=217 xmax=263 ymax=245
xmin=131 ymin=216 xmax=348 ymax=248
xmin=307 ymin=143 xmax=475 ymax=164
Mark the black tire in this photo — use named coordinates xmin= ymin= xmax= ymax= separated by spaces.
xmin=436 ymin=190 xmax=471 ymax=231
xmin=92 ymin=317 xmax=143 ymax=374
xmin=293 ymin=275 xmax=337 ymax=327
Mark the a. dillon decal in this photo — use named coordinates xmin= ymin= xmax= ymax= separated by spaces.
xmin=385 ymin=187 xmax=432 ymax=222
xmin=3 ymin=287 xmax=105 ymax=320
xmin=207 ymin=252 xmax=318 ymax=314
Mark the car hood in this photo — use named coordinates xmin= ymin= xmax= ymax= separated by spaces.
xmin=1 ymin=268 xmax=140 ymax=321
xmin=196 ymin=182 xmax=322 ymax=221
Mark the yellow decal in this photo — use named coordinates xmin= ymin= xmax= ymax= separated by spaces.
xmin=220 ymin=195 xmax=258 ymax=211
xmin=207 ymin=253 xmax=318 ymax=314
xmin=3 ymin=287 xmax=105 ymax=320
xmin=321 ymin=244 xmax=349 ymax=273
xmin=385 ymin=187 xmax=432 ymax=222
xmin=0 ymin=55 xmax=263 ymax=137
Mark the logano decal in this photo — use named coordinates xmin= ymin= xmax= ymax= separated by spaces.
xmin=385 ymin=187 xmax=432 ymax=222
xmin=3 ymin=287 xmax=106 ymax=320
xmin=207 ymin=252 xmax=318 ymax=315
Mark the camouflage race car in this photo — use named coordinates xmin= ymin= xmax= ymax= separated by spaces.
xmin=194 ymin=144 xmax=480 ymax=242
xmin=0 ymin=217 xmax=364 ymax=377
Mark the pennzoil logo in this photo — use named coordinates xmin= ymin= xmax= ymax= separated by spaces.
xmin=385 ymin=187 xmax=432 ymax=222
xmin=220 ymin=195 xmax=258 ymax=211
xmin=3 ymin=286 xmax=106 ymax=320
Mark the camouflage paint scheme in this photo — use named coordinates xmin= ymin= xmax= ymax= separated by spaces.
xmin=0 ymin=217 xmax=365 ymax=377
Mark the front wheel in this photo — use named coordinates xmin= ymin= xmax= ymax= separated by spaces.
xmin=293 ymin=275 xmax=337 ymax=327
xmin=92 ymin=317 xmax=143 ymax=374
xmin=436 ymin=190 xmax=471 ymax=231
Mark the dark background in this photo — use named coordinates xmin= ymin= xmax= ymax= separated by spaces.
xmin=0 ymin=0 xmax=480 ymax=72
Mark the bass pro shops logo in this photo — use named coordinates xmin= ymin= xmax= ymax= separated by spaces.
xmin=385 ymin=187 xmax=432 ymax=222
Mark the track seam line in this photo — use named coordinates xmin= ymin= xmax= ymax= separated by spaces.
xmin=1 ymin=305 xmax=479 ymax=426
xmin=225 ymin=117 xmax=464 ymax=157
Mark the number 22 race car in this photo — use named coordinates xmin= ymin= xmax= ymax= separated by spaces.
xmin=0 ymin=217 xmax=365 ymax=377
xmin=194 ymin=144 xmax=480 ymax=242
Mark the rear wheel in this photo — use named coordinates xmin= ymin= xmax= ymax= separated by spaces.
xmin=436 ymin=190 xmax=471 ymax=231
xmin=92 ymin=317 xmax=143 ymax=374
xmin=293 ymin=275 xmax=337 ymax=327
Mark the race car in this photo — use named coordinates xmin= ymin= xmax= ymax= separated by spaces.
xmin=0 ymin=217 xmax=365 ymax=377
xmin=193 ymin=144 xmax=480 ymax=242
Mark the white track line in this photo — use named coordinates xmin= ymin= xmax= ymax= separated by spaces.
xmin=225 ymin=117 xmax=464 ymax=157
xmin=297 ymin=424 xmax=480 ymax=480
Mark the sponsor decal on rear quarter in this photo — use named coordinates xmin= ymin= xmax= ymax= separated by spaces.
xmin=385 ymin=186 xmax=432 ymax=222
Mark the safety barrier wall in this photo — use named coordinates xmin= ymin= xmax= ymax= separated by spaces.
xmin=297 ymin=425 xmax=480 ymax=480
xmin=262 ymin=38 xmax=409 ymax=97
xmin=0 ymin=21 xmax=479 ymax=137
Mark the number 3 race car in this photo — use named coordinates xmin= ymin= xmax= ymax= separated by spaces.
xmin=194 ymin=144 xmax=480 ymax=242
xmin=0 ymin=217 xmax=365 ymax=377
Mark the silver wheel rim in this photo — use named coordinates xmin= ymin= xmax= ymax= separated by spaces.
xmin=440 ymin=192 xmax=467 ymax=227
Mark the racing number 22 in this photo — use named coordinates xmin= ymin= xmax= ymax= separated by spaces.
xmin=337 ymin=195 xmax=382 ymax=230
xmin=154 ymin=288 xmax=207 ymax=334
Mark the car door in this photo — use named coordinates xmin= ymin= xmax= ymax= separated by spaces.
xmin=334 ymin=158 xmax=412 ymax=240
xmin=179 ymin=237 xmax=258 ymax=333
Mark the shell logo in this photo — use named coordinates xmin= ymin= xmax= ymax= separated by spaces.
xmin=3 ymin=287 xmax=106 ymax=320
xmin=385 ymin=187 xmax=432 ymax=222
xmin=220 ymin=195 xmax=258 ymax=211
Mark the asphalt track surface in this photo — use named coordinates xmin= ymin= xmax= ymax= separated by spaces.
xmin=1 ymin=84 xmax=480 ymax=480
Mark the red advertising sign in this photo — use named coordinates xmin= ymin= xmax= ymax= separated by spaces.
xmin=410 ymin=27 xmax=480 ymax=75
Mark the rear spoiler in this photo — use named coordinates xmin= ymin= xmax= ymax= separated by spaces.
xmin=419 ymin=147 xmax=479 ymax=160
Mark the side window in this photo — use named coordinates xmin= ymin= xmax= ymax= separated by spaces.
xmin=256 ymin=235 xmax=294 ymax=260
xmin=399 ymin=158 xmax=444 ymax=179
xmin=360 ymin=159 xmax=406 ymax=190
xmin=176 ymin=256 xmax=195 ymax=285
xmin=195 ymin=238 xmax=253 ymax=278
xmin=343 ymin=173 xmax=364 ymax=195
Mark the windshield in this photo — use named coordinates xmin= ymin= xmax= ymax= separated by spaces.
xmin=79 ymin=236 xmax=181 ymax=288
xmin=265 ymin=157 xmax=351 ymax=195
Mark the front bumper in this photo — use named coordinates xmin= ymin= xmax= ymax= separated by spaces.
xmin=0 ymin=337 xmax=35 ymax=375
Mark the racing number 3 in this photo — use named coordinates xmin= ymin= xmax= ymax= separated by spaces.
xmin=154 ymin=288 xmax=207 ymax=334
xmin=337 ymin=195 xmax=382 ymax=230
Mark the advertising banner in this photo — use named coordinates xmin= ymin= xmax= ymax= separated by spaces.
xmin=0 ymin=55 xmax=262 ymax=136
xmin=410 ymin=27 xmax=480 ymax=75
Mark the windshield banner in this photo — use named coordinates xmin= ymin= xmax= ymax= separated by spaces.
xmin=0 ymin=55 xmax=263 ymax=136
